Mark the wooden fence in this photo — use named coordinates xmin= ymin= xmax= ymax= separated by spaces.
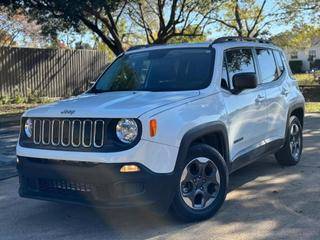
xmin=0 ymin=47 xmax=108 ymax=97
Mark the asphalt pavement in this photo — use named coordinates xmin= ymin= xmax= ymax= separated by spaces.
xmin=0 ymin=114 xmax=319 ymax=240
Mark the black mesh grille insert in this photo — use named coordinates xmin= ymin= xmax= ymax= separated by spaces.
xmin=39 ymin=178 xmax=93 ymax=193
xmin=72 ymin=120 xmax=81 ymax=146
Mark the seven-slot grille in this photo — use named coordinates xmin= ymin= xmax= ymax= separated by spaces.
xmin=32 ymin=119 xmax=105 ymax=148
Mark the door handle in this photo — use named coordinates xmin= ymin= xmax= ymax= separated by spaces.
xmin=281 ymin=87 xmax=289 ymax=96
xmin=255 ymin=94 xmax=265 ymax=104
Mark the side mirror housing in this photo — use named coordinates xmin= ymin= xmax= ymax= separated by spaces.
xmin=88 ymin=81 xmax=96 ymax=89
xmin=232 ymin=72 xmax=257 ymax=92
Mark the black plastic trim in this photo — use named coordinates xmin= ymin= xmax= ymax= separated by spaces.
xmin=230 ymin=139 xmax=284 ymax=173
xmin=17 ymin=156 xmax=176 ymax=211
xmin=286 ymin=102 xmax=305 ymax=137
xmin=175 ymin=121 xmax=230 ymax=171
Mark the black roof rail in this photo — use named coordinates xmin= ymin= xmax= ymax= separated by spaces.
xmin=212 ymin=36 xmax=272 ymax=45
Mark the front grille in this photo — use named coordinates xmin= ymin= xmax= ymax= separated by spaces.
xmin=39 ymin=178 xmax=93 ymax=193
xmin=31 ymin=119 xmax=105 ymax=149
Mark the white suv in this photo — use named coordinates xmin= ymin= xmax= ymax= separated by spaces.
xmin=17 ymin=37 xmax=305 ymax=221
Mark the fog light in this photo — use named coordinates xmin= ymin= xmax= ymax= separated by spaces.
xmin=120 ymin=165 xmax=140 ymax=173
xmin=16 ymin=158 xmax=19 ymax=164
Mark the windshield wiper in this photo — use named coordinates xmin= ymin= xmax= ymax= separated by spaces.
xmin=89 ymin=88 xmax=110 ymax=94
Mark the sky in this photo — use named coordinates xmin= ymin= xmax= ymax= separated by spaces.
xmin=62 ymin=0 xmax=299 ymax=47
xmin=10 ymin=0 xmax=315 ymax=48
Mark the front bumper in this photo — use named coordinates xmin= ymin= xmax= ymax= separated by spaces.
xmin=16 ymin=140 xmax=179 ymax=173
xmin=17 ymin=156 xmax=177 ymax=211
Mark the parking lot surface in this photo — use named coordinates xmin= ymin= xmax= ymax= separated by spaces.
xmin=0 ymin=114 xmax=319 ymax=240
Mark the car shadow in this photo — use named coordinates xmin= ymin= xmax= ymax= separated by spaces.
xmin=21 ymin=155 xmax=298 ymax=240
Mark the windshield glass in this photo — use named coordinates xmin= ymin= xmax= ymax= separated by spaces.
xmin=92 ymin=48 xmax=214 ymax=92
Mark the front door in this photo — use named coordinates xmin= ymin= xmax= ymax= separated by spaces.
xmin=221 ymin=48 xmax=268 ymax=163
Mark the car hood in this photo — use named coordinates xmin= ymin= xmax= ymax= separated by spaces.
xmin=24 ymin=91 xmax=200 ymax=118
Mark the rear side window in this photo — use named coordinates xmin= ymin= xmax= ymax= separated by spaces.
xmin=273 ymin=50 xmax=285 ymax=75
xmin=225 ymin=48 xmax=256 ymax=84
xmin=255 ymin=48 xmax=278 ymax=83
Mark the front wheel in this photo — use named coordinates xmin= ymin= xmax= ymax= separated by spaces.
xmin=170 ymin=144 xmax=228 ymax=222
xmin=275 ymin=116 xmax=303 ymax=166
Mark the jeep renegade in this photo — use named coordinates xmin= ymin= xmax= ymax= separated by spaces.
xmin=17 ymin=37 xmax=305 ymax=221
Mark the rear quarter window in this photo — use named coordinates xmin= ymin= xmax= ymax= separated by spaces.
xmin=273 ymin=50 xmax=285 ymax=75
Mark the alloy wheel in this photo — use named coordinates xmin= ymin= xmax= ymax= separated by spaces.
xmin=289 ymin=123 xmax=302 ymax=161
xmin=179 ymin=157 xmax=220 ymax=210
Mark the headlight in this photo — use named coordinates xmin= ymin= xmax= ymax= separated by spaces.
xmin=116 ymin=119 xmax=138 ymax=144
xmin=24 ymin=118 xmax=33 ymax=138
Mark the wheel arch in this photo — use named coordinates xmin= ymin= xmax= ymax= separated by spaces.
xmin=175 ymin=121 xmax=231 ymax=172
xmin=285 ymin=102 xmax=305 ymax=139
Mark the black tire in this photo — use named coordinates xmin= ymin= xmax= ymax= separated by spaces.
xmin=170 ymin=144 xmax=228 ymax=222
xmin=275 ymin=116 xmax=303 ymax=166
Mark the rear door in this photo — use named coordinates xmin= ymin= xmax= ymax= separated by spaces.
xmin=257 ymin=49 xmax=289 ymax=143
xmin=221 ymin=48 xmax=268 ymax=162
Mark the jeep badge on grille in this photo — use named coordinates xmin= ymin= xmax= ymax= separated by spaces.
xmin=60 ymin=109 xmax=75 ymax=115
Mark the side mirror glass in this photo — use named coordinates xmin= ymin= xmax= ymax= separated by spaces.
xmin=232 ymin=72 xmax=257 ymax=92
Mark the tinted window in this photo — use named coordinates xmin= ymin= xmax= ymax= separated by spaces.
xmin=92 ymin=48 xmax=214 ymax=92
xmin=256 ymin=48 xmax=278 ymax=83
xmin=273 ymin=50 xmax=285 ymax=74
xmin=225 ymin=48 xmax=256 ymax=85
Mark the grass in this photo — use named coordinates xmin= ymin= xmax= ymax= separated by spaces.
xmin=294 ymin=73 xmax=319 ymax=85
xmin=0 ymin=103 xmax=41 ymax=117
xmin=0 ymin=96 xmax=58 ymax=118
xmin=305 ymin=102 xmax=320 ymax=113
xmin=1 ymin=102 xmax=319 ymax=118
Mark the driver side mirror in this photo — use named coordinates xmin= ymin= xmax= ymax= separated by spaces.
xmin=232 ymin=72 xmax=257 ymax=93
xmin=88 ymin=81 xmax=96 ymax=89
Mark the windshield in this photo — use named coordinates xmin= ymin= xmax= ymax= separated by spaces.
xmin=91 ymin=48 xmax=214 ymax=92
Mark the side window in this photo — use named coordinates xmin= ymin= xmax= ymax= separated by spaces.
xmin=255 ymin=48 xmax=278 ymax=83
xmin=225 ymin=48 xmax=256 ymax=85
xmin=273 ymin=50 xmax=285 ymax=75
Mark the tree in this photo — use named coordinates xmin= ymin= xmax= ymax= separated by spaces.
xmin=0 ymin=6 xmax=45 ymax=47
xmin=0 ymin=29 xmax=16 ymax=46
xmin=1 ymin=0 xmax=129 ymax=55
xmin=168 ymin=25 xmax=208 ymax=44
xmin=127 ymin=0 xmax=215 ymax=44
xmin=212 ymin=0 xmax=284 ymax=38
xmin=271 ymin=25 xmax=320 ymax=50
xmin=281 ymin=0 xmax=320 ymax=22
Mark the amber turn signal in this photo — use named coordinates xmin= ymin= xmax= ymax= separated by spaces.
xmin=149 ymin=119 xmax=157 ymax=137
xmin=120 ymin=165 xmax=140 ymax=173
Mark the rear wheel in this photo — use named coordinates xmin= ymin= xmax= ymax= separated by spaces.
xmin=170 ymin=144 xmax=228 ymax=222
xmin=275 ymin=116 xmax=303 ymax=166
